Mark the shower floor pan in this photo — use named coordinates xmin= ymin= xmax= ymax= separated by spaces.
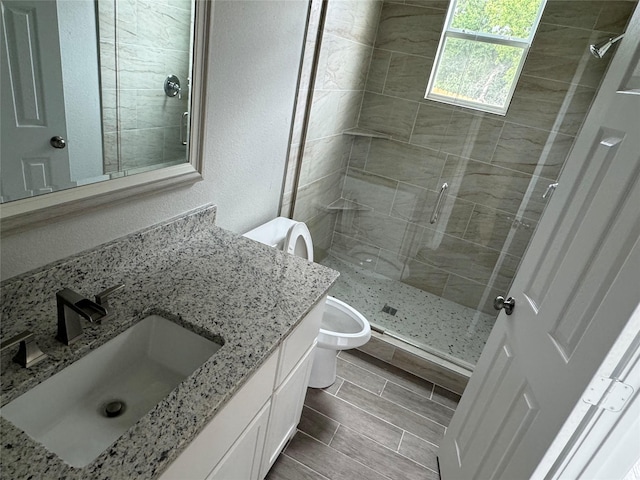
xmin=320 ymin=255 xmax=495 ymax=366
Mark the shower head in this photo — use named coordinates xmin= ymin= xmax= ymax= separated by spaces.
xmin=589 ymin=34 xmax=624 ymax=58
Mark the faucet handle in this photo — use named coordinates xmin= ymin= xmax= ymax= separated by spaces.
xmin=95 ymin=284 xmax=125 ymax=309
xmin=1 ymin=331 xmax=47 ymax=368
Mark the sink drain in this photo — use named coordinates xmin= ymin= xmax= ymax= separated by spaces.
xmin=103 ymin=400 xmax=126 ymax=418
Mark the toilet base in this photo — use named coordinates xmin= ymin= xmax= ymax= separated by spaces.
xmin=308 ymin=346 xmax=339 ymax=389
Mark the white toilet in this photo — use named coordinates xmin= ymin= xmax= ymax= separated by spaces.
xmin=244 ymin=217 xmax=371 ymax=388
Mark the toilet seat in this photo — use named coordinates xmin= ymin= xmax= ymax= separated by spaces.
xmin=284 ymin=222 xmax=314 ymax=262
xmin=318 ymin=296 xmax=371 ymax=350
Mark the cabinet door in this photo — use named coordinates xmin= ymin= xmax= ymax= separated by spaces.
xmin=260 ymin=344 xmax=315 ymax=478
xmin=207 ymin=401 xmax=271 ymax=480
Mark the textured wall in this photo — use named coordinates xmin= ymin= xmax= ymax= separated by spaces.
xmin=288 ymin=0 xmax=383 ymax=261
xmin=329 ymin=0 xmax=637 ymax=313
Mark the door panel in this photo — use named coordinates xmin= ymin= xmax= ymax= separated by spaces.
xmin=439 ymin=5 xmax=640 ymax=479
xmin=1 ymin=0 xmax=73 ymax=201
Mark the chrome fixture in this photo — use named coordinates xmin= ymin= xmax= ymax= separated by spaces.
xmin=181 ymin=111 xmax=189 ymax=146
xmin=543 ymin=182 xmax=559 ymax=199
xmin=56 ymin=288 xmax=107 ymax=345
xmin=494 ymin=295 xmax=516 ymax=315
xmin=164 ymin=74 xmax=182 ymax=98
xmin=430 ymin=182 xmax=449 ymax=224
xmin=50 ymin=136 xmax=66 ymax=149
xmin=1 ymin=330 xmax=47 ymax=368
xmin=590 ymin=34 xmax=624 ymax=58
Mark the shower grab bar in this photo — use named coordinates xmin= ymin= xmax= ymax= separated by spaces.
xmin=180 ymin=112 xmax=189 ymax=146
xmin=430 ymin=182 xmax=448 ymax=224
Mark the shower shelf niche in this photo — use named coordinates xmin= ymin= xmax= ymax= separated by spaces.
xmin=323 ymin=198 xmax=373 ymax=213
xmin=342 ymin=127 xmax=392 ymax=139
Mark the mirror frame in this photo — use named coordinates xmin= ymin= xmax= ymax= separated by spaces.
xmin=0 ymin=0 xmax=211 ymax=236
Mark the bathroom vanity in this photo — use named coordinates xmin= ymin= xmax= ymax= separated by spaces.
xmin=0 ymin=205 xmax=338 ymax=479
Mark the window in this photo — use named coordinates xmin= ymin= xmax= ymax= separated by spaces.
xmin=426 ymin=0 xmax=547 ymax=115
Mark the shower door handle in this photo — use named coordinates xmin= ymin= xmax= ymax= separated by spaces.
xmin=430 ymin=183 xmax=448 ymax=224
xmin=180 ymin=112 xmax=188 ymax=146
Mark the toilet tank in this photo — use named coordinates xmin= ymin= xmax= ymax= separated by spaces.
xmin=243 ymin=217 xmax=298 ymax=250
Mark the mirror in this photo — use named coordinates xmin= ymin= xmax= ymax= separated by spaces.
xmin=0 ymin=0 xmax=207 ymax=233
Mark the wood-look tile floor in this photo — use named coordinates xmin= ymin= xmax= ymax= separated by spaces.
xmin=266 ymin=349 xmax=461 ymax=480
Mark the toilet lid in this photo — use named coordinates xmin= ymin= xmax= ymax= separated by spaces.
xmin=284 ymin=222 xmax=314 ymax=261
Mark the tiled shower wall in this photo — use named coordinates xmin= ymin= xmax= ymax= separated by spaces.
xmin=98 ymin=0 xmax=191 ymax=174
xmin=326 ymin=0 xmax=636 ymax=314
xmin=284 ymin=0 xmax=383 ymax=259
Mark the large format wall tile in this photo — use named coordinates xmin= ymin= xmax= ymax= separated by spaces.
xmin=506 ymin=76 xmax=596 ymax=135
xmin=463 ymin=205 xmax=536 ymax=259
xmin=438 ymin=110 xmax=504 ymax=163
xmin=415 ymin=228 xmax=502 ymax=285
xmin=300 ymin=135 xmax=353 ymax=186
xmin=410 ymin=102 xmax=455 ymax=150
xmin=136 ymin=90 xmax=187 ymax=129
xmin=366 ymin=49 xmax=392 ymax=93
xmin=541 ymin=1 xmax=601 ymax=29
xmin=492 ymin=122 xmax=574 ymax=180
xmin=295 ymin=170 xmax=345 ymax=222
xmin=383 ymin=53 xmax=433 ymax=102
xmin=365 ymin=139 xmax=444 ymax=189
xmin=440 ymin=273 xmax=503 ymax=315
xmin=343 ymin=168 xmax=398 ymax=214
xmin=440 ymin=156 xmax=534 ymax=215
xmin=522 ymin=48 xmax=611 ymax=89
xmin=348 ymin=136 xmax=372 ymax=169
xmin=593 ymin=1 xmax=637 ymax=33
xmin=325 ymin=0 xmax=383 ymax=46
xmin=331 ymin=232 xmax=382 ymax=270
xmin=336 ymin=210 xmax=424 ymax=257
xmin=376 ymin=252 xmax=449 ymax=295
xmin=359 ymin=92 xmax=419 ymax=141
xmin=307 ymin=90 xmax=363 ymax=141
xmin=375 ymin=3 xmax=446 ymax=57
xmin=307 ymin=211 xmax=337 ymax=262
xmin=162 ymin=127 xmax=186 ymax=164
xmin=317 ymin=34 xmax=373 ymax=91
xmin=524 ymin=23 xmax=612 ymax=88
xmin=391 ymin=182 xmax=474 ymax=237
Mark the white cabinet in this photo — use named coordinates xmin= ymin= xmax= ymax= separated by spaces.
xmin=260 ymin=343 xmax=315 ymax=478
xmin=206 ymin=401 xmax=270 ymax=480
xmin=159 ymin=296 xmax=325 ymax=480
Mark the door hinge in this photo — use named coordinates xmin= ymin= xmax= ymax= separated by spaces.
xmin=582 ymin=376 xmax=634 ymax=412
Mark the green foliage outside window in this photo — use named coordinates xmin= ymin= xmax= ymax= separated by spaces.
xmin=429 ymin=0 xmax=545 ymax=113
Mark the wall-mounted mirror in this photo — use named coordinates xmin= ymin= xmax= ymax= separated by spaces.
xmin=0 ymin=0 xmax=207 ymax=233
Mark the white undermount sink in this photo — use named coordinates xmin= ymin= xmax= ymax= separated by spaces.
xmin=1 ymin=315 xmax=223 ymax=467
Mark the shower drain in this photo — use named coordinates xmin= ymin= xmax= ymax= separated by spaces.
xmin=102 ymin=400 xmax=126 ymax=418
xmin=382 ymin=304 xmax=398 ymax=316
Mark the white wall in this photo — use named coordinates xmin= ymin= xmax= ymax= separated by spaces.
xmin=0 ymin=0 xmax=308 ymax=281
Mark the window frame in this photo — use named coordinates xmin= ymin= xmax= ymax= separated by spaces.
xmin=425 ymin=0 xmax=548 ymax=115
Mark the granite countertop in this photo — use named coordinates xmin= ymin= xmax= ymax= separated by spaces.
xmin=0 ymin=206 xmax=338 ymax=479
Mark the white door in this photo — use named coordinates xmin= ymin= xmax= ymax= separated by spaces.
xmin=439 ymin=5 xmax=640 ymax=479
xmin=0 ymin=0 xmax=73 ymax=202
